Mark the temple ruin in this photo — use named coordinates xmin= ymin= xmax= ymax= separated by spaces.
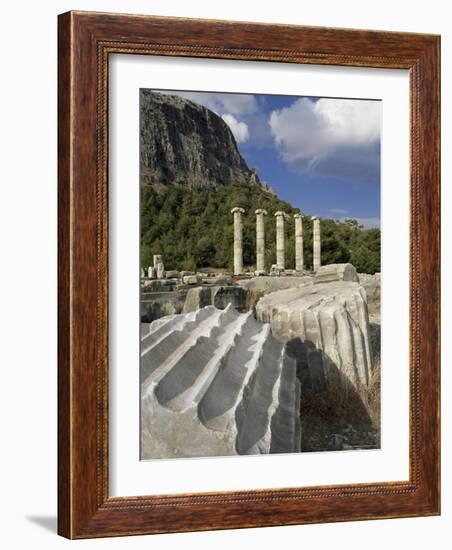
xmin=255 ymin=209 xmax=267 ymax=274
xmin=230 ymin=207 xmax=322 ymax=274
xmin=231 ymin=207 xmax=245 ymax=275
xmin=294 ymin=213 xmax=304 ymax=272
xmin=312 ymin=215 xmax=321 ymax=271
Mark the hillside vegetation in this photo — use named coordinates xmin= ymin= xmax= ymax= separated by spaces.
xmin=141 ymin=183 xmax=380 ymax=274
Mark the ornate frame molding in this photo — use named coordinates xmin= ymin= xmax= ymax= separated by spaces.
xmin=58 ymin=11 xmax=440 ymax=538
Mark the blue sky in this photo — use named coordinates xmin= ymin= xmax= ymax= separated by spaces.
xmin=157 ymin=90 xmax=381 ymax=228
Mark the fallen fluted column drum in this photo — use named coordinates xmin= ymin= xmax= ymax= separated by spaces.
xmin=140 ymin=304 xmax=301 ymax=459
xmin=256 ymin=281 xmax=373 ymax=392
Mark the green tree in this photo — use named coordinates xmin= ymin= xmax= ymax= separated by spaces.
xmin=140 ymin=184 xmax=381 ymax=275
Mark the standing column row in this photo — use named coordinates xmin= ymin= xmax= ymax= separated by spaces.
xmin=231 ymin=207 xmax=321 ymax=273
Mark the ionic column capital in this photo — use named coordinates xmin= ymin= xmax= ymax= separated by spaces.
xmin=231 ymin=207 xmax=245 ymax=215
xmin=275 ymin=210 xmax=291 ymax=221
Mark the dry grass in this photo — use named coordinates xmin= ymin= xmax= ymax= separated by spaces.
xmin=367 ymin=354 xmax=381 ymax=446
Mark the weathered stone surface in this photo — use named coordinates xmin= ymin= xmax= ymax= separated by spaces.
xmin=141 ymin=323 xmax=152 ymax=337
xmin=153 ymin=254 xmax=165 ymax=279
xmin=208 ymin=275 xmax=233 ymax=285
xmin=294 ymin=214 xmax=304 ymax=272
xmin=313 ymin=263 xmax=359 ymax=284
xmin=147 ymin=266 xmax=156 ymax=279
xmin=238 ymin=276 xmax=313 ymax=308
xmin=274 ymin=211 xmax=288 ymax=270
xmin=212 ymin=286 xmax=247 ymax=311
xmin=140 ymin=90 xmax=266 ymax=190
xmin=255 ymin=209 xmax=267 ymax=273
xmin=256 ymin=281 xmax=373 ymax=391
xmin=182 ymin=287 xmax=212 ymax=312
xmin=183 ymin=275 xmax=200 ymax=285
xmin=358 ymin=272 xmax=381 ymax=302
xmin=140 ymin=305 xmax=301 ymax=458
xmin=182 ymin=286 xmax=247 ymax=313
xmin=238 ymin=275 xmax=312 ymax=292
xmin=180 ymin=270 xmax=195 ymax=277
xmin=231 ymin=207 xmax=245 ymax=275
xmin=312 ymin=216 xmax=321 ymax=271
xmin=141 ymin=291 xmax=187 ymax=322
xmin=165 ymin=270 xmax=181 ymax=279
xmin=142 ymin=279 xmax=176 ymax=291
xmin=142 ymin=285 xmax=248 ymax=321
xmin=358 ymin=273 xmax=381 ymax=360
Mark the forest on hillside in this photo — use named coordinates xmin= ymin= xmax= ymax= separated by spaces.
xmin=140 ymin=183 xmax=380 ymax=274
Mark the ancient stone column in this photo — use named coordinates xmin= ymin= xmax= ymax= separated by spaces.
xmin=312 ymin=216 xmax=321 ymax=271
xmin=274 ymin=211 xmax=286 ymax=270
xmin=294 ymin=213 xmax=304 ymax=272
xmin=153 ymin=254 xmax=165 ymax=279
xmin=255 ymin=209 xmax=268 ymax=274
xmin=231 ymin=207 xmax=245 ymax=275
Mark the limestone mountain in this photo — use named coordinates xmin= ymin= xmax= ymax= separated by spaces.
xmin=140 ymin=90 xmax=264 ymax=190
xmin=139 ymin=90 xmax=381 ymax=275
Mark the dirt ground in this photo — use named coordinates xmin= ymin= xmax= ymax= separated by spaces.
xmin=300 ymin=299 xmax=381 ymax=453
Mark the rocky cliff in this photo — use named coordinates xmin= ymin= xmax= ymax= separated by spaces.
xmin=140 ymin=90 xmax=263 ymax=190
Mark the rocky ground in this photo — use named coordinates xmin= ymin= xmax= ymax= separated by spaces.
xmin=140 ymin=263 xmax=381 ymax=455
xmin=299 ymin=361 xmax=380 ymax=452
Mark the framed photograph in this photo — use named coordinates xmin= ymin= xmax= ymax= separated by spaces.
xmin=58 ymin=11 xmax=440 ymax=538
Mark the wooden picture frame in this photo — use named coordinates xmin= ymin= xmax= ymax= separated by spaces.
xmin=58 ymin=10 xmax=440 ymax=539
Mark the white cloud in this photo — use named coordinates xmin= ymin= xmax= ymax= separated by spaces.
xmin=355 ymin=217 xmax=380 ymax=228
xmin=221 ymin=114 xmax=250 ymax=143
xmin=209 ymin=94 xmax=258 ymax=116
xmin=329 ymin=208 xmax=349 ymax=215
xmin=269 ymin=98 xmax=381 ymax=183
xmin=156 ymin=90 xmax=258 ymax=116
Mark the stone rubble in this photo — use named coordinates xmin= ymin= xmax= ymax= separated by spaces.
xmin=182 ymin=275 xmax=200 ymax=285
xmin=153 ymin=254 xmax=165 ymax=279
